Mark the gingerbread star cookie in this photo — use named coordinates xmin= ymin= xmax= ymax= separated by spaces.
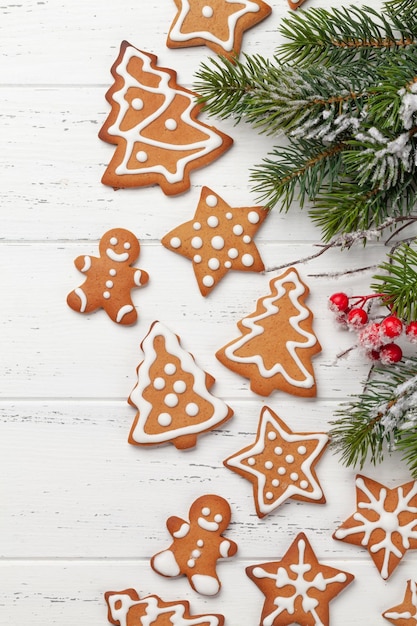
xmin=161 ymin=187 xmax=266 ymax=296
xmin=105 ymin=588 xmax=225 ymax=626
xmin=383 ymin=580 xmax=417 ymax=625
xmin=216 ymin=267 xmax=322 ymax=397
xmin=128 ymin=321 xmax=233 ymax=449
xmin=246 ymin=532 xmax=354 ymax=626
xmin=333 ymin=475 xmax=417 ymax=580
xmin=224 ymin=406 xmax=329 ymax=517
xmin=167 ymin=0 xmax=272 ymax=59
xmin=99 ymin=42 xmax=233 ymax=194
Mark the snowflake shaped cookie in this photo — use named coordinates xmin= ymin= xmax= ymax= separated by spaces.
xmin=161 ymin=186 xmax=266 ymax=296
xmin=333 ymin=475 xmax=417 ymax=579
xmin=167 ymin=0 xmax=272 ymax=58
xmin=105 ymin=588 xmax=224 ymax=626
xmin=224 ymin=406 xmax=329 ymax=517
xmin=246 ymin=532 xmax=354 ymax=626
xmin=383 ymin=580 xmax=417 ymax=625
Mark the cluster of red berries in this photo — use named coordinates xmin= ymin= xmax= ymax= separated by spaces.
xmin=329 ymin=291 xmax=417 ymax=364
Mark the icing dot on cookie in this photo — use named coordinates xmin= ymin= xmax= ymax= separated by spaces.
xmin=165 ymin=118 xmax=177 ymax=130
xmin=265 ymin=461 xmax=273 ymax=470
xmin=202 ymin=507 xmax=211 ymax=516
xmin=191 ymin=236 xmax=203 ymax=249
xmin=110 ymin=237 xmax=118 ymax=245
xmin=233 ymin=224 xmax=243 ymax=236
xmin=154 ymin=377 xmax=166 ymax=390
xmin=225 ymin=212 xmax=233 ymax=219
xmin=274 ymin=446 xmax=283 ymax=456
xmin=193 ymin=255 xmax=202 ymax=263
xmin=228 ymin=248 xmax=239 ymax=259
xmin=203 ymin=275 xmax=215 ymax=287
xmin=248 ymin=457 xmax=256 ymax=466
xmin=164 ymin=363 xmax=176 ymax=375
xmin=202 ymin=5 xmax=214 ymax=17
xmin=272 ymin=479 xmax=280 ymax=487
xmin=206 ymin=194 xmax=218 ymax=207
xmin=109 ymin=268 xmax=117 ymax=276
xmin=173 ymin=380 xmax=187 ymax=393
xmin=187 ymin=559 xmax=196 ymax=568
xmin=136 ymin=150 xmax=148 ymax=162
xmin=211 ymin=235 xmax=224 ymax=250
xmin=164 ymin=393 xmax=179 ymax=407
xmin=268 ymin=431 xmax=277 ymax=441
xmin=170 ymin=237 xmax=181 ymax=248
xmin=131 ymin=97 xmax=144 ymax=110
xmin=103 ymin=291 xmax=110 ymax=299
xmin=124 ymin=242 xmax=131 ymax=250
xmin=290 ymin=472 xmax=299 ymax=481
xmin=214 ymin=514 xmax=223 ymax=523
xmin=193 ymin=221 xmax=201 ymax=230
xmin=106 ymin=280 xmax=114 ymax=288
xmin=207 ymin=216 xmax=219 ymax=228
xmin=300 ymin=480 xmax=309 ymax=489
xmin=192 ymin=549 xmax=201 ymax=558
xmin=286 ymin=455 xmax=295 ymax=463
xmin=278 ymin=467 xmax=286 ymax=475
xmin=197 ymin=539 xmax=204 ymax=547
xmin=266 ymin=492 xmax=274 ymax=500
xmin=243 ymin=235 xmax=251 ymax=243
xmin=242 ymin=254 xmax=255 ymax=267
xmin=158 ymin=412 xmax=172 ymax=427
xmin=248 ymin=211 xmax=260 ymax=224
xmin=224 ymin=261 xmax=232 ymax=268
xmin=208 ymin=258 xmax=220 ymax=270
xmin=186 ymin=402 xmax=199 ymax=416
xmin=298 ymin=446 xmax=307 ymax=455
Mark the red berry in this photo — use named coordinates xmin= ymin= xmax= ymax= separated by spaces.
xmin=380 ymin=315 xmax=403 ymax=339
xmin=379 ymin=343 xmax=403 ymax=365
xmin=329 ymin=292 xmax=349 ymax=313
xmin=358 ymin=322 xmax=382 ymax=350
xmin=406 ymin=321 xmax=417 ymax=342
xmin=347 ymin=307 xmax=368 ymax=328
xmin=366 ymin=349 xmax=381 ymax=362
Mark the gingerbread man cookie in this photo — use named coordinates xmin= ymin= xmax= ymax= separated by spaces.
xmin=151 ymin=494 xmax=238 ymax=596
xmin=66 ymin=228 xmax=149 ymax=325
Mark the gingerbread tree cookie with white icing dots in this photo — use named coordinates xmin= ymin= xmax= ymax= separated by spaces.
xmin=66 ymin=228 xmax=149 ymax=325
xmin=246 ymin=532 xmax=354 ymax=626
xmin=128 ymin=321 xmax=233 ymax=449
xmin=99 ymin=42 xmax=233 ymax=194
xmin=383 ymin=580 xmax=417 ymax=625
xmin=216 ymin=266 xmax=322 ymax=397
xmin=167 ymin=0 xmax=272 ymax=59
xmin=333 ymin=474 xmax=417 ymax=580
xmin=105 ymin=588 xmax=225 ymax=626
xmin=224 ymin=406 xmax=329 ymax=517
xmin=161 ymin=186 xmax=266 ymax=296
xmin=151 ymin=494 xmax=238 ymax=596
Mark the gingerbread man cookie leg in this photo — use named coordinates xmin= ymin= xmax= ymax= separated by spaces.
xmin=151 ymin=494 xmax=238 ymax=596
xmin=66 ymin=228 xmax=149 ymax=326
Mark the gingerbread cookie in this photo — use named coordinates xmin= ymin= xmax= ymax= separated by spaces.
xmin=151 ymin=494 xmax=238 ymax=596
xmin=105 ymin=588 xmax=225 ymax=626
xmin=66 ymin=228 xmax=149 ymax=325
xmin=216 ymin=267 xmax=321 ymax=397
xmin=333 ymin=475 xmax=417 ymax=580
xmin=224 ymin=406 xmax=329 ymax=517
xmin=161 ymin=186 xmax=266 ymax=296
xmin=287 ymin=0 xmax=308 ymax=8
xmin=99 ymin=42 xmax=233 ymax=194
xmin=167 ymin=0 xmax=272 ymax=59
xmin=246 ymin=532 xmax=354 ymax=626
xmin=128 ymin=321 xmax=233 ymax=449
xmin=383 ymin=580 xmax=417 ymax=625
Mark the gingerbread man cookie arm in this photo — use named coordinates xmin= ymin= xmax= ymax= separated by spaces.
xmin=166 ymin=515 xmax=190 ymax=537
xmin=133 ymin=268 xmax=149 ymax=287
xmin=220 ymin=538 xmax=238 ymax=558
xmin=73 ymin=254 xmax=95 ymax=272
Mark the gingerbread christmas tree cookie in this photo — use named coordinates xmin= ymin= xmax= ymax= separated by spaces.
xmin=224 ymin=406 xmax=329 ymax=517
xmin=216 ymin=267 xmax=321 ymax=397
xmin=105 ymin=588 xmax=225 ymax=625
xmin=99 ymin=42 xmax=233 ymax=194
xmin=161 ymin=186 xmax=266 ymax=296
xmin=246 ymin=533 xmax=354 ymax=626
xmin=333 ymin=475 xmax=417 ymax=580
xmin=128 ymin=321 xmax=233 ymax=449
xmin=167 ymin=0 xmax=272 ymax=59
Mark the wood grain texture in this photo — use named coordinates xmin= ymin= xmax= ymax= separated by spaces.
xmin=1 ymin=1 xmax=415 ymax=625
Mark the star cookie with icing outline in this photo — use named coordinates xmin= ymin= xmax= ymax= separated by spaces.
xmin=224 ymin=406 xmax=329 ymax=517
xmin=383 ymin=580 xmax=417 ymax=625
xmin=167 ymin=0 xmax=272 ymax=59
xmin=161 ymin=186 xmax=267 ymax=296
xmin=246 ymin=532 xmax=354 ymax=626
xmin=333 ymin=475 xmax=417 ymax=580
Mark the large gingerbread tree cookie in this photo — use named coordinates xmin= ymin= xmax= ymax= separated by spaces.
xmin=128 ymin=321 xmax=233 ymax=449
xmin=216 ymin=267 xmax=321 ymax=397
xmin=99 ymin=42 xmax=233 ymax=194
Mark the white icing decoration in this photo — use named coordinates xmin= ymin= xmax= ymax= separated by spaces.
xmin=106 ymin=280 xmax=114 ymax=288
xmin=136 ymin=150 xmax=148 ymax=162
xmin=170 ymin=236 xmax=181 ymax=248
xmin=224 ymin=261 xmax=232 ymax=268
xmin=191 ymin=574 xmax=219 ymax=596
xmin=80 ymin=256 xmax=92 ymax=272
xmin=203 ymin=275 xmax=215 ymax=287
xmin=106 ymin=248 xmax=129 ymax=262
xmin=74 ymin=287 xmax=87 ymax=312
xmin=109 ymin=268 xmax=117 ymax=276
xmin=206 ymin=194 xmax=218 ymax=207
xmin=192 ymin=549 xmax=201 ymax=558
xmin=243 ymin=235 xmax=251 ymax=243
xmin=223 ymin=269 xmax=318 ymax=388
xmin=211 ymin=235 xmax=224 ymax=250
xmin=198 ymin=517 xmax=219 ymax=532
xmin=197 ymin=539 xmax=204 ymax=547
xmin=110 ymin=237 xmax=118 ymax=245
xmin=165 ymin=118 xmax=177 ymax=130
xmin=191 ymin=236 xmax=203 ymax=249
xmin=164 ymin=393 xmax=179 ymax=408
xmin=202 ymin=5 xmax=214 ymax=18
xmin=103 ymin=291 xmax=111 ymax=299
xmin=228 ymin=248 xmax=238 ymax=259
xmin=208 ymin=258 xmax=220 ymax=270
xmin=129 ymin=322 xmax=230 ymax=444
xmin=134 ymin=269 xmax=144 ymax=286
xmin=173 ymin=522 xmax=190 ymax=538
xmin=107 ymin=46 xmax=224 ymax=182
xmin=154 ymin=377 xmax=166 ymax=390
xmin=158 ymin=412 xmax=172 ymax=427
xmin=298 ymin=446 xmax=307 ymax=454
xmin=193 ymin=255 xmax=202 ymax=263
xmin=202 ymin=507 xmax=211 ymax=516
xmin=124 ymin=242 xmax=131 ymax=250
xmin=214 ymin=514 xmax=223 ymax=523
xmin=242 ymin=253 xmax=254 ymax=267
xmin=225 ymin=212 xmax=233 ymax=219
xmin=173 ymin=380 xmax=187 ymax=393
xmin=131 ymin=97 xmax=144 ymax=110
xmin=248 ymin=210 xmax=260 ymax=223
xmin=207 ymin=215 xmax=219 ymax=227
xmin=187 ymin=558 xmax=196 ymax=567
xmin=285 ymin=454 xmax=294 ymax=463
xmin=233 ymin=224 xmax=243 ymax=235
xmin=169 ymin=0 xmax=261 ymax=52
xmin=193 ymin=221 xmax=202 ymax=230
xmin=116 ymin=304 xmax=134 ymax=323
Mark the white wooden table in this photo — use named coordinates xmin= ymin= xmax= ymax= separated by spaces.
xmin=2 ymin=1 xmax=415 ymax=624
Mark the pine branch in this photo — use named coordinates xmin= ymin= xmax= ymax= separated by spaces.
xmin=329 ymin=356 xmax=417 ymax=477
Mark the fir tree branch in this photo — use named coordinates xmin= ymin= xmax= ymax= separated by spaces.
xmin=372 ymin=242 xmax=417 ymax=322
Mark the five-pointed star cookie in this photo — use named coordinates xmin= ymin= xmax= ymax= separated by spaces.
xmin=383 ymin=580 xmax=417 ymax=625
xmin=161 ymin=186 xmax=267 ymax=296
xmin=246 ymin=532 xmax=354 ymax=626
xmin=167 ymin=0 xmax=272 ymax=58
xmin=333 ymin=475 xmax=417 ymax=579
xmin=224 ymin=406 xmax=329 ymax=517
